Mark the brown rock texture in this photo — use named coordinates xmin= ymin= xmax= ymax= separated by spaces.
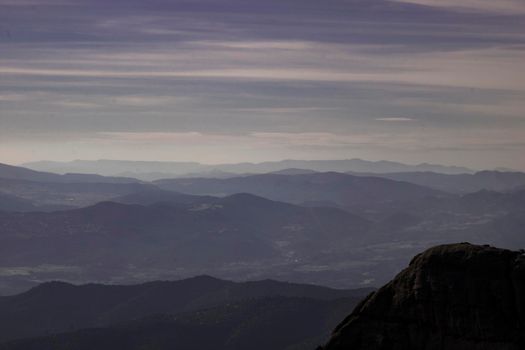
xmin=321 ymin=243 xmax=525 ymax=350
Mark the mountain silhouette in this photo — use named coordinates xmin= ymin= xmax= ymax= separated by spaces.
xmin=154 ymin=172 xmax=446 ymax=213
xmin=0 ymin=276 xmax=368 ymax=345
xmin=320 ymin=243 xmax=525 ymax=350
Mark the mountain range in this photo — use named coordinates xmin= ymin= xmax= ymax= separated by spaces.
xmin=350 ymin=170 xmax=525 ymax=194
xmin=1 ymin=187 xmax=524 ymax=295
xmin=0 ymin=298 xmax=354 ymax=350
xmin=23 ymin=159 xmax=475 ymax=181
xmin=0 ymin=276 xmax=369 ymax=349
xmin=0 ymin=163 xmax=155 ymax=209
xmin=154 ymin=172 xmax=446 ymax=215
xmin=0 ymin=162 xmax=140 ymax=184
xmin=1 ymin=161 xmax=525 ymax=295
xmin=0 ymin=193 xmax=371 ymax=294
xmin=2 ymin=244 xmax=523 ymax=350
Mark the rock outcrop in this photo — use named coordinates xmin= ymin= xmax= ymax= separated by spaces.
xmin=320 ymin=243 xmax=525 ymax=350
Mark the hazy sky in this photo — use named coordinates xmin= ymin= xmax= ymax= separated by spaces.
xmin=1 ymin=0 xmax=524 ymax=170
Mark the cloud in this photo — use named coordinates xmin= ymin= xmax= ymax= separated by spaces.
xmin=250 ymin=132 xmax=367 ymax=147
xmin=53 ymin=101 xmax=102 ymax=109
xmin=0 ymin=0 xmax=72 ymax=6
xmin=392 ymin=96 xmax=525 ymax=119
xmin=2 ymin=44 xmax=524 ymax=91
xmin=0 ymin=93 xmax=27 ymax=101
xmin=96 ymin=129 xmax=525 ymax=154
xmin=389 ymin=0 xmax=525 ymax=15
xmin=376 ymin=117 xmax=414 ymax=122
xmin=195 ymin=41 xmax=315 ymax=50
xmin=97 ymin=131 xmax=419 ymax=150
xmin=231 ymin=107 xmax=341 ymax=114
xmin=97 ymin=132 xmax=208 ymax=142
xmin=111 ymin=96 xmax=180 ymax=107
xmin=1 ymin=0 xmax=525 ymax=169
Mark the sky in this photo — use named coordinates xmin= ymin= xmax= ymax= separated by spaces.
xmin=1 ymin=0 xmax=524 ymax=170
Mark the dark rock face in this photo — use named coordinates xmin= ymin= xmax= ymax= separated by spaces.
xmin=321 ymin=243 xmax=525 ymax=350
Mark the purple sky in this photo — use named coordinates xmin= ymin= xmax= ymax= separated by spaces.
xmin=1 ymin=0 xmax=524 ymax=170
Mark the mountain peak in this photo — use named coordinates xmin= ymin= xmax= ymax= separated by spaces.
xmin=221 ymin=192 xmax=276 ymax=204
xmin=20 ymin=280 xmax=77 ymax=297
xmin=321 ymin=243 xmax=525 ymax=349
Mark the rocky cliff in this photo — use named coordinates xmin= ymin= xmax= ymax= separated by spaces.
xmin=320 ymin=243 xmax=525 ymax=350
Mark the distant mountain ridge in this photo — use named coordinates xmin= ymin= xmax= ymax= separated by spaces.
xmin=110 ymin=188 xmax=215 ymax=206
xmin=0 ymin=296 xmax=360 ymax=350
xmin=0 ymin=162 xmax=141 ymax=184
xmin=2 ymin=162 xmax=525 ymax=302
xmin=0 ymin=162 xmax=159 ymax=210
xmin=0 ymin=177 xmax=156 ymax=210
xmin=0 ymin=193 xmax=370 ymax=294
xmin=3 ymin=167 xmax=524 ymax=295
xmin=349 ymin=170 xmax=525 ymax=194
xmin=154 ymin=172 xmax=446 ymax=215
xmin=0 ymin=275 xmax=369 ymax=346
xmin=23 ymin=159 xmax=474 ymax=180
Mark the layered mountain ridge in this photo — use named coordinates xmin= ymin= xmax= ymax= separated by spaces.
xmin=0 ymin=276 xmax=369 ymax=349
xmin=23 ymin=159 xmax=475 ymax=180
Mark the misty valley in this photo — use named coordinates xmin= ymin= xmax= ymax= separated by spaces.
xmin=1 ymin=161 xmax=524 ymax=294
xmin=0 ymin=160 xmax=524 ymax=348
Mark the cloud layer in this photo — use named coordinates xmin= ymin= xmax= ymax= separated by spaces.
xmin=390 ymin=0 xmax=525 ymax=15
xmin=1 ymin=0 xmax=524 ymax=170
